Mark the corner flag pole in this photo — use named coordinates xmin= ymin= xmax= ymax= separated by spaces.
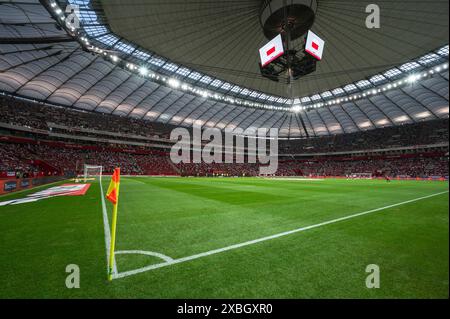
xmin=107 ymin=168 xmax=121 ymax=281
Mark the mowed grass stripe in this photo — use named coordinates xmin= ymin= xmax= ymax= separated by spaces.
xmin=109 ymin=178 xmax=448 ymax=259
xmin=0 ymin=178 xmax=448 ymax=298
xmin=114 ymin=190 xmax=449 ymax=280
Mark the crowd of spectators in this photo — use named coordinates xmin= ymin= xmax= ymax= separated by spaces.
xmin=0 ymin=95 xmax=448 ymax=180
xmin=280 ymin=119 xmax=449 ymax=154
xmin=1 ymin=140 xmax=448 ymax=179
xmin=0 ymin=143 xmax=37 ymax=176
xmin=176 ymin=162 xmax=260 ymax=177
xmin=175 ymin=155 xmax=448 ymax=178
xmin=30 ymin=144 xmax=144 ymax=175
xmin=277 ymin=156 xmax=449 ymax=178
xmin=1 ymin=95 xmax=448 ymax=155
xmin=0 ymin=98 xmax=48 ymax=130
xmin=0 ymin=95 xmax=172 ymax=139
xmin=135 ymin=154 xmax=177 ymax=175
xmin=0 ymin=142 xmax=179 ymax=176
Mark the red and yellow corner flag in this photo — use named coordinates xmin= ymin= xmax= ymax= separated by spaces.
xmin=106 ymin=168 xmax=120 ymax=205
xmin=107 ymin=168 xmax=120 ymax=281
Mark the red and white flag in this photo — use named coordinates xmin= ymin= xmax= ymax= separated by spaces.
xmin=305 ymin=30 xmax=325 ymax=60
xmin=259 ymin=34 xmax=284 ymax=67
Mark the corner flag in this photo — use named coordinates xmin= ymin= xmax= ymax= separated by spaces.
xmin=107 ymin=168 xmax=120 ymax=281
xmin=106 ymin=168 xmax=120 ymax=205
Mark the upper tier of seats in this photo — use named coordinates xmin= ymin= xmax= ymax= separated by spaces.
xmin=1 ymin=95 xmax=448 ymax=155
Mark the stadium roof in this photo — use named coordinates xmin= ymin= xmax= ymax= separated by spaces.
xmin=98 ymin=0 xmax=449 ymax=98
xmin=0 ymin=0 xmax=448 ymax=138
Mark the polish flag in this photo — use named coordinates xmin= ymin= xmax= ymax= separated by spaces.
xmin=305 ymin=30 xmax=325 ymax=60
xmin=259 ymin=34 xmax=284 ymax=67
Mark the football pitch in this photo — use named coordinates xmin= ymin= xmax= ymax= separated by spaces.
xmin=0 ymin=177 xmax=448 ymax=298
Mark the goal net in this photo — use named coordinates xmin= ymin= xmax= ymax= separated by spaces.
xmin=82 ymin=165 xmax=103 ymax=182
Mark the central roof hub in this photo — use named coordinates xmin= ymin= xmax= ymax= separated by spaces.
xmin=260 ymin=0 xmax=318 ymax=40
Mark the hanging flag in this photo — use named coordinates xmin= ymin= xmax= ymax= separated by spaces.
xmin=305 ymin=30 xmax=325 ymax=60
xmin=259 ymin=34 xmax=284 ymax=67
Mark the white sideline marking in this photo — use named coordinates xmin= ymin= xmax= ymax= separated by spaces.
xmin=112 ymin=190 xmax=449 ymax=280
xmin=99 ymin=180 xmax=118 ymax=275
xmin=115 ymin=250 xmax=174 ymax=263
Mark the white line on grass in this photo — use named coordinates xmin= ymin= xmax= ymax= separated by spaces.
xmin=99 ymin=180 xmax=118 ymax=276
xmin=115 ymin=250 xmax=174 ymax=263
xmin=112 ymin=190 xmax=449 ymax=280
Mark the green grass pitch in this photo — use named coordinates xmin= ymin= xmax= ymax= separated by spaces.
xmin=0 ymin=177 xmax=448 ymax=298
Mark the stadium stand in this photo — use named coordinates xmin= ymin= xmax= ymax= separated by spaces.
xmin=0 ymin=96 xmax=448 ymax=180
xmin=277 ymin=155 xmax=449 ymax=179
xmin=279 ymin=120 xmax=449 ymax=154
xmin=0 ymin=96 xmax=173 ymax=139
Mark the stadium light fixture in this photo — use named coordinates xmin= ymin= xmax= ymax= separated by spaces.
xmin=292 ymin=105 xmax=302 ymax=113
xmin=407 ymin=74 xmax=419 ymax=83
xmin=200 ymin=90 xmax=208 ymax=98
xmin=139 ymin=66 xmax=148 ymax=76
xmin=126 ymin=63 xmax=136 ymax=71
xmin=377 ymin=119 xmax=389 ymax=125
xmin=416 ymin=111 xmax=431 ymax=118
xmin=168 ymin=78 xmax=180 ymax=88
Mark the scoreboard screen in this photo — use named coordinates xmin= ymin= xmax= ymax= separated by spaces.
xmin=305 ymin=30 xmax=325 ymax=60
xmin=259 ymin=34 xmax=284 ymax=67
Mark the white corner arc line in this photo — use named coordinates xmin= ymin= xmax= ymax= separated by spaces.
xmin=113 ymin=190 xmax=449 ymax=280
xmin=115 ymin=250 xmax=174 ymax=263
xmin=99 ymin=180 xmax=118 ymax=275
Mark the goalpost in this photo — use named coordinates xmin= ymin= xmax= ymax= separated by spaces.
xmin=82 ymin=164 xmax=103 ymax=182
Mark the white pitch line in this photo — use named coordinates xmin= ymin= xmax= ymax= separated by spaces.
xmin=115 ymin=250 xmax=174 ymax=263
xmin=99 ymin=180 xmax=118 ymax=275
xmin=113 ymin=190 xmax=449 ymax=280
